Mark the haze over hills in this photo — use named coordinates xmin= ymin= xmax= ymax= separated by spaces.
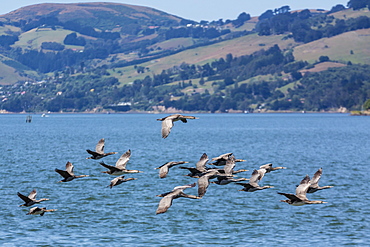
xmin=0 ymin=1 xmax=370 ymax=113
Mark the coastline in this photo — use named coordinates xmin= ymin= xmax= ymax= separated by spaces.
xmin=0 ymin=104 xmax=359 ymax=115
xmin=350 ymin=110 xmax=370 ymax=116
xmin=0 ymin=109 xmax=354 ymax=115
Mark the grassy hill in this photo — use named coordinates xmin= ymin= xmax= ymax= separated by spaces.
xmin=14 ymin=27 xmax=89 ymax=51
xmin=1 ymin=2 xmax=370 ymax=113
xmin=293 ymin=28 xmax=370 ymax=64
xmin=108 ymin=33 xmax=298 ymax=84
xmin=0 ymin=2 xmax=184 ymax=30
xmin=330 ymin=7 xmax=370 ymax=19
xmin=1 ymin=3 xmax=370 ymax=86
xmin=0 ymin=24 xmax=20 ymax=35
xmin=0 ymin=55 xmax=36 ymax=85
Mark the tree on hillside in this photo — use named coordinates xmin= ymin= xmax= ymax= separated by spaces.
xmin=0 ymin=35 xmax=18 ymax=48
xmin=319 ymin=55 xmax=330 ymax=62
xmin=237 ymin=12 xmax=251 ymax=22
xmin=259 ymin=10 xmax=274 ymax=20
xmin=297 ymin=9 xmax=311 ymax=20
xmin=232 ymin=12 xmax=251 ymax=27
xmin=257 ymin=20 xmax=271 ymax=35
xmin=63 ymin=33 xmax=86 ymax=46
xmin=347 ymin=0 xmax=370 ymax=10
xmin=274 ymin=5 xmax=291 ymax=14
xmin=41 ymin=42 xmax=65 ymax=51
xmin=329 ymin=4 xmax=346 ymax=13
xmin=270 ymin=12 xmax=293 ymax=34
xmin=364 ymin=99 xmax=370 ymax=110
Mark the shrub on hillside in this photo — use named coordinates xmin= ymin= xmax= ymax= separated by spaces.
xmin=41 ymin=42 xmax=65 ymax=51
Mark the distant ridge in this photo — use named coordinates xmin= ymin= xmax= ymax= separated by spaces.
xmin=0 ymin=2 xmax=185 ymax=29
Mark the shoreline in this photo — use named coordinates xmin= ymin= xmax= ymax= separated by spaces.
xmin=0 ymin=110 xmax=354 ymax=115
xmin=350 ymin=110 xmax=370 ymax=116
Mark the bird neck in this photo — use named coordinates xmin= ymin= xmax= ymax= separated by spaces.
xmin=37 ymin=198 xmax=49 ymax=202
xmin=75 ymin=175 xmax=89 ymax=178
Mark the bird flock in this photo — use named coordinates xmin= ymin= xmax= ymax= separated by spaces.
xmin=17 ymin=114 xmax=333 ymax=216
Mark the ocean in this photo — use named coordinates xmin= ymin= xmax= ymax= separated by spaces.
xmin=1 ymin=113 xmax=369 ymax=246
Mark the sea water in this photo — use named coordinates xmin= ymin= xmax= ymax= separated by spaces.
xmin=0 ymin=113 xmax=369 ymax=246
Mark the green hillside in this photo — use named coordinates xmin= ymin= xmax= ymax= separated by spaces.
xmin=0 ymin=2 xmax=184 ymax=30
xmin=1 ymin=2 xmax=370 ymax=113
xmin=0 ymin=55 xmax=35 ymax=85
xmin=109 ymin=33 xmax=298 ymax=84
xmin=293 ymin=28 xmax=370 ymax=64
xmin=0 ymin=24 xmax=20 ymax=35
xmin=330 ymin=7 xmax=370 ymax=19
xmin=14 ymin=27 xmax=89 ymax=51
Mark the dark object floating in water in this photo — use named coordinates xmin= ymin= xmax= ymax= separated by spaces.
xmin=26 ymin=115 xmax=32 ymax=123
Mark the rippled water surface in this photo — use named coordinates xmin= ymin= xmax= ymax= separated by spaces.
xmin=1 ymin=113 xmax=369 ymax=246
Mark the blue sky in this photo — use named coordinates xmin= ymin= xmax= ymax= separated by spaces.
xmin=1 ymin=0 xmax=348 ymax=21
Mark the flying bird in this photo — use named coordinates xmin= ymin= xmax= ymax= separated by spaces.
xmin=210 ymin=152 xmax=246 ymax=166
xmin=17 ymin=189 xmax=49 ymax=207
xmin=197 ymin=170 xmax=222 ymax=198
xmin=195 ymin=153 xmax=209 ymax=173
xmin=211 ymin=152 xmax=233 ymax=165
xmin=220 ymin=155 xmax=248 ymax=175
xmin=86 ymin=138 xmax=117 ymax=159
xmin=100 ymin=149 xmax=142 ymax=174
xmin=26 ymin=207 xmax=57 ymax=216
xmin=179 ymin=166 xmax=204 ymax=178
xmin=197 ymin=171 xmax=216 ymax=197
xmin=155 ymin=161 xmax=188 ymax=178
xmin=156 ymin=114 xmax=198 ymax=138
xmin=259 ymin=163 xmax=286 ymax=173
xmin=55 ymin=161 xmax=89 ymax=182
xmin=212 ymin=176 xmax=249 ymax=185
xmin=236 ymin=169 xmax=274 ymax=192
xmin=107 ymin=176 xmax=137 ymax=188
xmin=156 ymin=183 xmax=201 ymax=214
xmin=222 ymin=155 xmax=236 ymax=176
xmin=307 ymin=168 xmax=333 ymax=193
xmin=278 ymin=175 xmax=328 ymax=206
xmin=179 ymin=153 xmax=209 ymax=178
xmin=222 ymin=155 xmax=248 ymax=175
xmin=254 ymin=163 xmax=286 ymax=181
